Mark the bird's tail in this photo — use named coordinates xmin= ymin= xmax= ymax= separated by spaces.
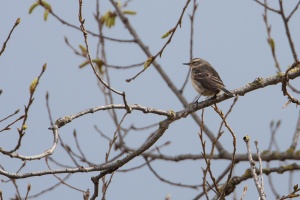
xmin=221 ymin=87 xmax=234 ymax=96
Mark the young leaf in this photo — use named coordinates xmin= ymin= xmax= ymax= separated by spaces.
xmin=123 ymin=10 xmax=136 ymax=15
xmin=161 ymin=28 xmax=174 ymax=39
xmin=79 ymin=60 xmax=89 ymax=68
xmin=44 ymin=9 xmax=49 ymax=21
xmin=79 ymin=45 xmax=87 ymax=56
xmin=93 ymin=59 xmax=103 ymax=74
xmin=29 ymin=2 xmax=39 ymax=14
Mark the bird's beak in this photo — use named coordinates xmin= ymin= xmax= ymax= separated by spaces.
xmin=183 ymin=62 xmax=190 ymax=65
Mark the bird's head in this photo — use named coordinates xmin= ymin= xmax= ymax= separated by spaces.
xmin=183 ymin=58 xmax=207 ymax=69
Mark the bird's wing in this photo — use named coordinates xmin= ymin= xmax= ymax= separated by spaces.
xmin=193 ymin=70 xmax=226 ymax=88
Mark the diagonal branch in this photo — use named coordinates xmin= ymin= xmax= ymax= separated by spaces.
xmin=117 ymin=0 xmax=192 ymax=82
xmin=0 ymin=18 xmax=20 ymax=56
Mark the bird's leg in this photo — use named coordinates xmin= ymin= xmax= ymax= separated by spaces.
xmin=193 ymin=94 xmax=201 ymax=104
xmin=208 ymin=94 xmax=218 ymax=100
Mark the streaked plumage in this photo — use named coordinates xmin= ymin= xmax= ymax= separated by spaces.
xmin=183 ymin=58 xmax=231 ymax=97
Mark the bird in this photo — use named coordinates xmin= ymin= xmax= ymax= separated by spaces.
xmin=183 ymin=58 xmax=232 ymax=102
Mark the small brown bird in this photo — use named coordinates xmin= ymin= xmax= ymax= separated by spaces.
xmin=183 ymin=58 xmax=232 ymax=101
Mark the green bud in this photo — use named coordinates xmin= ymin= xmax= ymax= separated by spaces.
xmin=15 ymin=18 xmax=21 ymax=25
xmin=29 ymin=78 xmax=38 ymax=94
xmin=243 ymin=135 xmax=250 ymax=142
xmin=22 ymin=124 xmax=27 ymax=130
xmin=267 ymin=38 xmax=275 ymax=51
xmin=144 ymin=57 xmax=153 ymax=69
xmin=161 ymin=28 xmax=174 ymax=39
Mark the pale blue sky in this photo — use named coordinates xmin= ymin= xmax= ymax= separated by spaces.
xmin=1 ymin=1 xmax=300 ymax=199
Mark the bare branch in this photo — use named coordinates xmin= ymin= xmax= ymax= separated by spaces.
xmin=110 ymin=0 xmax=192 ymax=82
xmin=144 ymin=157 xmax=200 ymax=190
xmin=278 ymin=0 xmax=298 ymax=61
xmin=180 ymin=0 xmax=198 ymax=93
xmin=282 ymin=61 xmax=300 ymax=107
xmin=290 ymin=111 xmax=300 ymax=150
xmin=37 ymin=2 xmax=135 ymax=43
xmin=212 ymin=105 xmax=237 ymax=199
xmin=0 ymin=124 xmax=58 ymax=160
xmin=0 ymin=18 xmax=20 ymax=56
xmin=254 ymin=0 xmax=280 ymax=13
xmin=78 ymin=1 xmax=131 ymax=112
xmin=286 ymin=0 xmax=300 ymax=21
xmin=243 ymin=136 xmax=266 ymax=200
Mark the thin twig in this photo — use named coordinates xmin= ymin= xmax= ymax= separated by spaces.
xmin=268 ymin=119 xmax=281 ymax=151
xmin=24 ymin=183 xmax=31 ymax=200
xmin=286 ymin=0 xmax=300 ymax=22
xmin=78 ymin=1 xmax=131 ymax=112
xmin=240 ymin=185 xmax=248 ymax=200
xmin=91 ymin=113 xmax=127 ymax=199
xmin=0 ymin=18 xmax=20 ymax=56
xmin=0 ymin=114 xmax=24 ymax=133
xmin=4 ymin=171 xmax=79 ymax=199
xmin=213 ymin=105 xmax=237 ymax=199
xmin=0 ymin=109 xmax=20 ymax=123
xmin=73 ymin=130 xmax=88 ymax=163
xmin=105 ymin=62 xmax=143 ymax=69
xmin=282 ymin=61 xmax=300 ymax=107
xmin=37 ymin=2 xmax=135 ymax=43
xmin=180 ymin=0 xmax=198 ymax=93
xmin=243 ymin=136 xmax=266 ymax=200
xmin=5 ymin=64 xmax=46 ymax=153
xmin=123 ymin=0 xmax=192 ymax=82
xmin=45 ymin=92 xmax=54 ymax=126
xmin=198 ymin=109 xmax=210 ymax=200
xmin=45 ymin=158 xmax=86 ymax=193
xmin=278 ymin=0 xmax=298 ymax=61
xmin=254 ymin=0 xmax=280 ymax=13
xmin=254 ymin=141 xmax=264 ymax=195
xmin=117 ymin=158 xmax=155 ymax=172
xmin=262 ymin=0 xmax=281 ymax=72
xmin=11 ymin=179 xmax=22 ymax=200
xmin=290 ymin=111 xmax=300 ymax=150
xmin=144 ymin=157 xmax=200 ymax=190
